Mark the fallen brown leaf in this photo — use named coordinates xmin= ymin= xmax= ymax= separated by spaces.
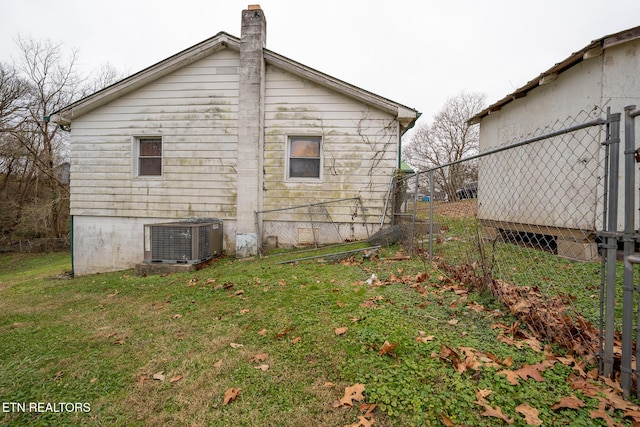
xmin=589 ymin=402 xmax=616 ymax=427
xmin=359 ymin=402 xmax=377 ymax=415
xmin=475 ymin=400 xmax=514 ymax=424
xmin=344 ymin=415 xmax=374 ymax=427
xmin=169 ymin=375 xmax=183 ymax=384
xmin=252 ymin=353 xmax=268 ymax=362
xmin=335 ymin=326 xmax=349 ymax=336
xmin=516 ymin=403 xmax=542 ymax=426
xmin=223 ymin=387 xmax=241 ymax=405
xmin=475 ymin=389 xmax=492 ymax=401
xmin=551 ymin=395 xmax=586 ymax=411
xmin=498 ymin=369 xmax=521 ymax=385
xmin=515 ymin=364 xmax=546 ymax=382
xmin=441 ymin=414 xmax=456 ymax=426
xmin=338 ymin=383 xmax=366 ymax=407
xmin=276 ymin=327 xmax=294 ymax=339
xmin=378 ymin=341 xmax=398 ymax=357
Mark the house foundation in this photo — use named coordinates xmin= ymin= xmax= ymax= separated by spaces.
xmin=556 ymin=238 xmax=599 ymax=262
xmin=480 ymin=221 xmax=599 ymax=262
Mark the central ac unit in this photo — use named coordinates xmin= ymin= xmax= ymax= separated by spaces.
xmin=143 ymin=220 xmax=223 ymax=264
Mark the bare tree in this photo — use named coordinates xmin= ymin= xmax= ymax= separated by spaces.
xmin=85 ymin=62 xmax=126 ymax=94
xmin=0 ymin=63 xmax=30 ymax=188
xmin=403 ymin=91 xmax=486 ymax=201
xmin=0 ymin=37 xmax=84 ymax=239
xmin=0 ymin=36 xmax=126 ymax=244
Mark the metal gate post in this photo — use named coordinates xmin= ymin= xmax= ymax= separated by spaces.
xmin=603 ymin=113 xmax=621 ymax=378
xmin=621 ymin=106 xmax=638 ymax=397
xmin=624 ymin=105 xmax=640 ymax=398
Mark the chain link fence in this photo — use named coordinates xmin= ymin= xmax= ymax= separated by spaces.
xmin=395 ymin=109 xmax=611 ymax=368
xmin=255 ymin=197 xmax=371 ymax=256
xmin=0 ymin=237 xmax=70 ymax=253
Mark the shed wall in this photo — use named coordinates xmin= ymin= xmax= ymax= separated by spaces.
xmin=477 ymin=40 xmax=640 ymax=233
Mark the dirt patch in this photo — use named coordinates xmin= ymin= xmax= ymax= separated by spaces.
xmin=430 ymin=200 xmax=478 ymax=218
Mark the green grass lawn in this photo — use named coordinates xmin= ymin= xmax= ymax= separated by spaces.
xmin=0 ymin=249 xmax=636 ymax=426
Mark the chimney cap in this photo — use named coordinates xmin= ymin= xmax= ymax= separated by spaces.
xmin=247 ymin=4 xmax=261 ymax=10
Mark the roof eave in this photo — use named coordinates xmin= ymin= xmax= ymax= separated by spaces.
xmin=263 ymin=49 xmax=419 ymax=131
xmin=50 ymin=32 xmax=240 ymax=124
xmin=49 ymin=31 xmax=420 ymax=132
xmin=467 ymin=25 xmax=640 ymax=125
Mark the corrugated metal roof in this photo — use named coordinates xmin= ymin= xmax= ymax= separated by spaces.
xmin=468 ymin=25 xmax=640 ymax=125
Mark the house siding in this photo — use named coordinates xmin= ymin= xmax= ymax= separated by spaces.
xmin=263 ymin=64 xmax=398 ymax=243
xmin=70 ymin=49 xmax=240 ymax=274
xmin=70 ymin=49 xmax=239 ymax=219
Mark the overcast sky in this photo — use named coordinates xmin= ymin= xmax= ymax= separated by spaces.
xmin=1 ymin=0 xmax=639 ymax=130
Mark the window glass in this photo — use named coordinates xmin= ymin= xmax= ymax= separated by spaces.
xmin=138 ymin=137 xmax=162 ymax=176
xmin=290 ymin=139 xmax=320 ymax=157
xmin=289 ymin=137 xmax=321 ymax=179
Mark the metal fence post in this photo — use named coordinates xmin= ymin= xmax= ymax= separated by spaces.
xmin=603 ymin=112 xmax=621 ymax=379
xmin=429 ymin=170 xmax=434 ymax=262
xmin=621 ymin=105 xmax=638 ymax=397
xmin=409 ymin=173 xmax=419 ymax=256
xmin=623 ymin=105 xmax=640 ymax=398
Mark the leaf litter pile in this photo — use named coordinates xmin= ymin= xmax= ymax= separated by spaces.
xmin=421 ymin=260 xmax=637 ymax=426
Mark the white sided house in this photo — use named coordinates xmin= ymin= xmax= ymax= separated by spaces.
xmin=468 ymin=26 xmax=640 ymax=261
xmin=50 ymin=6 xmax=419 ymax=276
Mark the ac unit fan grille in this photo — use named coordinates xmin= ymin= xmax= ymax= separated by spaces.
xmin=150 ymin=225 xmax=211 ymax=262
xmin=144 ymin=220 xmax=222 ymax=264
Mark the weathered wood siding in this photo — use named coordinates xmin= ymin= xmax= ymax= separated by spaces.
xmin=263 ymin=64 xmax=398 ymax=235
xmin=478 ymin=39 xmax=640 ymax=233
xmin=69 ymin=49 xmax=240 ymax=219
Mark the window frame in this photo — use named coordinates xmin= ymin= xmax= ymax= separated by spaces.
xmin=133 ymin=136 xmax=163 ymax=178
xmin=286 ymin=135 xmax=323 ymax=181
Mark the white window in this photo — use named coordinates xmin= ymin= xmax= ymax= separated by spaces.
xmin=287 ymin=136 xmax=322 ymax=179
xmin=135 ymin=137 xmax=162 ymax=177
